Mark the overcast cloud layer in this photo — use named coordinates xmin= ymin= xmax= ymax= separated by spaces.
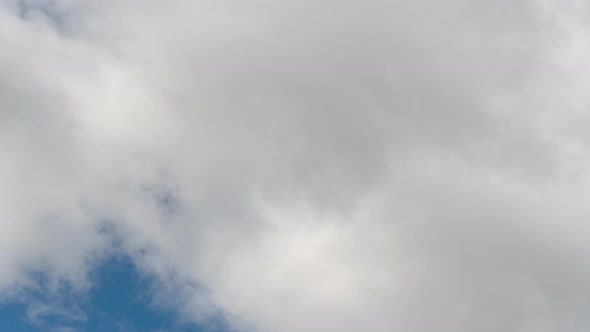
xmin=2 ymin=0 xmax=590 ymax=331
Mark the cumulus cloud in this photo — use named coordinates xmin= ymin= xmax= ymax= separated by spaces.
xmin=2 ymin=0 xmax=590 ymax=331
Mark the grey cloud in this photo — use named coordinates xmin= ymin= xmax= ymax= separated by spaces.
xmin=2 ymin=0 xmax=590 ymax=332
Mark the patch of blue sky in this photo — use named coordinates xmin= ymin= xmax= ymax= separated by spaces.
xmin=0 ymin=256 xmax=223 ymax=332
xmin=11 ymin=0 xmax=78 ymax=36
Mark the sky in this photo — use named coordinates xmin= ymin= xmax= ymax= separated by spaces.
xmin=0 ymin=256 xmax=221 ymax=331
xmin=2 ymin=0 xmax=590 ymax=331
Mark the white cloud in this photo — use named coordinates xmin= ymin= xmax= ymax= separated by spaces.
xmin=2 ymin=0 xmax=590 ymax=331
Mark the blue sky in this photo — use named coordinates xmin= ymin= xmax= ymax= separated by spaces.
xmin=0 ymin=256 xmax=223 ymax=332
